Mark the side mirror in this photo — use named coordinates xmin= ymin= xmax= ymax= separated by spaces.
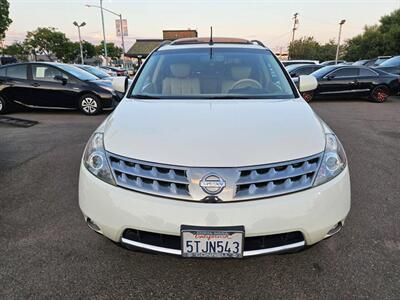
xmin=326 ymin=74 xmax=335 ymax=80
xmin=290 ymin=73 xmax=298 ymax=78
xmin=112 ymin=76 xmax=128 ymax=93
xmin=54 ymin=75 xmax=67 ymax=84
xmin=298 ymin=75 xmax=318 ymax=92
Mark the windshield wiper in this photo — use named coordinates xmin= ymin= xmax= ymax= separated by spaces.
xmin=131 ymin=94 xmax=161 ymax=99
xmin=207 ymin=95 xmax=253 ymax=99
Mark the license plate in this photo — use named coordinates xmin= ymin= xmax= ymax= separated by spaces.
xmin=181 ymin=225 xmax=244 ymax=258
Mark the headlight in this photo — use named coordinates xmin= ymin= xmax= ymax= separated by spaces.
xmin=83 ymin=132 xmax=115 ymax=185
xmin=314 ymin=133 xmax=347 ymax=186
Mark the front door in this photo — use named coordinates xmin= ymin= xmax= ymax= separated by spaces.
xmin=27 ymin=64 xmax=80 ymax=108
xmin=318 ymin=67 xmax=359 ymax=96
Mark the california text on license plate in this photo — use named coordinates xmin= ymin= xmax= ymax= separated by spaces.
xmin=181 ymin=225 xmax=244 ymax=258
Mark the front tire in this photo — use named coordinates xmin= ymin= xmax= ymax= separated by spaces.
xmin=301 ymin=91 xmax=314 ymax=103
xmin=370 ymin=85 xmax=390 ymax=103
xmin=0 ymin=95 xmax=9 ymax=114
xmin=79 ymin=94 xmax=102 ymax=115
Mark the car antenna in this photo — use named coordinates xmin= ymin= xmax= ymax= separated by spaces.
xmin=209 ymin=26 xmax=214 ymax=45
xmin=209 ymin=26 xmax=214 ymax=60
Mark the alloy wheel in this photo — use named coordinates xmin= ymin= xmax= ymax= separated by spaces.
xmin=81 ymin=97 xmax=98 ymax=114
xmin=372 ymin=87 xmax=389 ymax=103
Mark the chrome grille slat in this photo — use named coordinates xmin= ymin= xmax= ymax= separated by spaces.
xmin=107 ymin=151 xmax=323 ymax=201
xmin=234 ymin=154 xmax=322 ymax=200
xmin=236 ymin=160 xmax=319 ymax=185
xmin=110 ymin=160 xmax=189 ymax=184
xmin=108 ymin=152 xmax=191 ymax=199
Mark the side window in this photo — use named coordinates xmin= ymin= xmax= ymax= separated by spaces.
xmin=331 ymin=68 xmax=359 ymax=77
xmin=7 ymin=65 xmax=27 ymax=79
xmin=32 ymin=65 xmax=69 ymax=82
xmin=297 ymin=67 xmax=313 ymax=75
xmin=359 ymin=68 xmax=377 ymax=77
xmin=0 ymin=67 xmax=6 ymax=77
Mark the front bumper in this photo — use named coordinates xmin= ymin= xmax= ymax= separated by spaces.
xmin=79 ymin=165 xmax=351 ymax=256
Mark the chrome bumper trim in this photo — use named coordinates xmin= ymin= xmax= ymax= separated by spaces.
xmin=121 ymin=237 xmax=305 ymax=257
xmin=243 ymin=241 xmax=305 ymax=256
xmin=121 ymin=238 xmax=182 ymax=255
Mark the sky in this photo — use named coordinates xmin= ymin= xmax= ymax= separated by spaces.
xmin=4 ymin=0 xmax=400 ymax=52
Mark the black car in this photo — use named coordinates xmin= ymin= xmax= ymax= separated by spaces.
xmin=353 ymin=56 xmax=392 ymax=67
xmin=285 ymin=64 xmax=323 ymax=77
xmin=75 ymin=64 xmax=114 ymax=81
xmin=375 ymin=55 xmax=400 ymax=75
xmin=100 ymin=66 xmax=128 ymax=76
xmin=304 ymin=65 xmax=400 ymax=102
xmin=320 ymin=60 xmax=346 ymax=66
xmin=0 ymin=62 xmax=120 ymax=115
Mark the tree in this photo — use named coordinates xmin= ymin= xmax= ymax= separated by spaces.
xmin=344 ymin=9 xmax=400 ymax=60
xmin=288 ymin=37 xmax=320 ymax=60
xmin=316 ymin=40 xmax=337 ymax=62
xmin=25 ymin=27 xmax=71 ymax=61
xmin=1 ymin=41 xmax=29 ymax=60
xmin=96 ymin=41 xmax=122 ymax=59
xmin=82 ymin=40 xmax=96 ymax=58
xmin=0 ymin=0 xmax=12 ymax=39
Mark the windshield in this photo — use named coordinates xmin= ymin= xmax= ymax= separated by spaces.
xmin=285 ymin=64 xmax=304 ymax=72
xmin=379 ymin=56 xmax=400 ymax=67
xmin=310 ymin=66 xmax=336 ymax=77
xmin=353 ymin=60 xmax=367 ymax=66
xmin=80 ymin=66 xmax=109 ymax=79
xmin=57 ymin=64 xmax=99 ymax=81
xmin=130 ymin=47 xmax=296 ymax=99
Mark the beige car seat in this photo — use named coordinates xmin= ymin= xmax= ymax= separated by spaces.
xmin=221 ymin=65 xmax=252 ymax=93
xmin=162 ymin=64 xmax=200 ymax=95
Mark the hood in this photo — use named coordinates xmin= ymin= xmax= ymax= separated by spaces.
xmin=103 ymin=99 xmax=326 ymax=167
xmin=90 ymin=79 xmax=113 ymax=87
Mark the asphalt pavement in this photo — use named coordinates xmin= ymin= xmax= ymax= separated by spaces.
xmin=1 ymin=97 xmax=400 ymax=299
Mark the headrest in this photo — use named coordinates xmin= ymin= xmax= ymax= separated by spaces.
xmin=170 ymin=64 xmax=191 ymax=78
xmin=231 ymin=66 xmax=252 ymax=81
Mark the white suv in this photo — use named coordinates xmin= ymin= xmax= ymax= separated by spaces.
xmin=79 ymin=38 xmax=350 ymax=258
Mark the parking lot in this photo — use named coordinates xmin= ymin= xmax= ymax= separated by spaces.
xmin=1 ymin=97 xmax=400 ymax=299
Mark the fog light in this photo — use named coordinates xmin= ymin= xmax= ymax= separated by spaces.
xmin=325 ymin=222 xmax=343 ymax=238
xmin=86 ymin=218 xmax=101 ymax=232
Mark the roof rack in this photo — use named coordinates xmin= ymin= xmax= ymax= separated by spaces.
xmin=170 ymin=37 xmax=252 ymax=46
xmin=250 ymin=40 xmax=266 ymax=48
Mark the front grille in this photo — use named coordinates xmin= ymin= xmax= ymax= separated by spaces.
xmin=108 ymin=151 xmax=322 ymax=201
xmin=234 ymin=154 xmax=321 ymax=200
xmin=122 ymin=229 xmax=304 ymax=253
xmin=108 ymin=153 xmax=190 ymax=199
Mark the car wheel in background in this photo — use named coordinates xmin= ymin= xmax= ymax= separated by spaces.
xmin=301 ymin=91 xmax=314 ymax=103
xmin=0 ymin=95 xmax=9 ymax=114
xmin=370 ymin=85 xmax=390 ymax=103
xmin=79 ymin=94 xmax=102 ymax=115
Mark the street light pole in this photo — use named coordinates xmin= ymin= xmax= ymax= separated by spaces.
xmin=86 ymin=3 xmax=126 ymax=67
xmin=119 ymin=14 xmax=126 ymax=66
xmin=335 ymin=19 xmax=346 ymax=65
xmin=99 ymin=0 xmax=108 ymax=64
xmin=73 ymin=21 xmax=86 ymax=64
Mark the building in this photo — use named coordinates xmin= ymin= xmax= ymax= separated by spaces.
xmin=126 ymin=29 xmax=198 ymax=66
xmin=162 ymin=29 xmax=198 ymax=40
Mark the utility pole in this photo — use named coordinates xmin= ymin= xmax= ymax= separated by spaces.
xmin=100 ymin=0 xmax=108 ymax=64
xmin=335 ymin=19 xmax=346 ymax=64
xmin=289 ymin=13 xmax=299 ymax=59
xmin=291 ymin=13 xmax=299 ymax=44
xmin=73 ymin=21 xmax=86 ymax=64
